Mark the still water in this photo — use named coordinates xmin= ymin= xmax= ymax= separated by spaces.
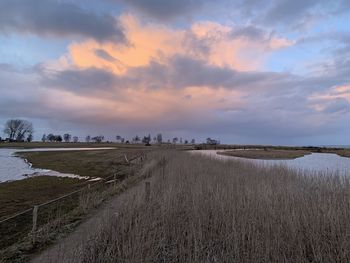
xmin=191 ymin=150 xmax=350 ymax=176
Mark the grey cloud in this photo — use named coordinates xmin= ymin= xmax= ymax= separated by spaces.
xmin=0 ymin=0 xmax=125 ymax=42
xmin=230 ymin=25 xmax=267 ymax=40
xmin=263 ymin=0 xmax=319 ymax=24
xmin=118 ymin=0 xmax=350 ymax=29
xmin=94 ymin=49 xmax=118 ymax=63
xmin=260 ymin=0 xmax=350 ymax=28
xmin=127 ymin=55 xmax=298 ymax=92
xmin=94 ymin=49 xmax=127 ymax=71
xmin=40 ymin=55 xmax=300 ymax=97
xmin=323 ymin=98 xmax=350 ymax=114
xmin=0 ymin=63 xmax=16 ymax=72
xmin=42 ymin=67 xmax=120 ymax=94
xmin=118 ymin=0 xmax=200 ymax=20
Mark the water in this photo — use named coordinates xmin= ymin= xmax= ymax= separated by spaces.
xmin=0 ymin=148 xmax=115 ymax=183
xmin=191 ymin=150 xmax=350 ymax=176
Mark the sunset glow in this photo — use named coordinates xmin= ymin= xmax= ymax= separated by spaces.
xmin=1 ymin=0 xmax=350 ymax=144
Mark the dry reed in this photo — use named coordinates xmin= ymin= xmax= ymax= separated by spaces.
xmin=68 ymin=151 xmax=350 ymax=262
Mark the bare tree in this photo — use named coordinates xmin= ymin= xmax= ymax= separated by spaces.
xmin=27 ymin=133 xmax=33 ymax=142
xmin=172 ymin=137 xmax=178 ymax=144
xmin=73 ymin=136 xmax=79 ymax=143
xmin=191 ymin=139 xmax=195 ymax=144
xmin=85 ymin=135 xmax=91 ymax=143
xmin=206 ymin=137 xmax=220 ymax=145
xmin=63 ymin=133 xmax=71 ymax=143
xmin=47 ymin=133 xmax=55 ymax=142
xmin=142 ymin=134 xmax=151 ymax=145
xmin=157 ymin=133 xmax=163 ymax=144
xmin=42 ymin=134 xmax=47 ymax=142
xmin=46 ymin=134 xmax=62 ymax=142
xmin=133 ymin=135 xmax=140 ymax=144
xmin=92 ymin=135 xmax=104 ymax=143
xmin=3 ymin=119 xmax=33 ymax=141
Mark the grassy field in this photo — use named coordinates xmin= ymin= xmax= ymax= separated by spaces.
xmin=68 ymin=151 xmax=350 ymax=262
xmin=322 ymin=149 xmax=350 ymax=158
xmin=217 ymin=149 xmax=311 ymax=159
xmin=0 ymin=145 xmax=158 ymax=262
xmin=0 ymin=176 xmax=83 ymax=221
xmin=0 ymin=147 xmax=150 ymax=219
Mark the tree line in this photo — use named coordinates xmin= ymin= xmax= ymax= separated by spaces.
xmin=1 ymin=119 xmax=211 ymax=145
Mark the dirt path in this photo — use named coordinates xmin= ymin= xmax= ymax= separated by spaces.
xmin=30 ymin=176 xmax=155 ymax=263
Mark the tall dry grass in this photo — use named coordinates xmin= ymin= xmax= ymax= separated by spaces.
xmin=70 ymin=151 xmax=350 ymax=262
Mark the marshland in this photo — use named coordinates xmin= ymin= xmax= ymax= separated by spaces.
xmin=1 ymin=143 xmax=350 ymax=262
xmin=41 ymin=150 xmax=350 ymax=262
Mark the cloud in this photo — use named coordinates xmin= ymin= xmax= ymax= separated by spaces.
xmin=2 ymin=54 xmax=350 ymax=143
xmin=0 ymin=0 xmax=125 ymax=42
xmin=263 ymin=0 xmax=320 ymax=24
xmin=117 ymin=0 xmax=200 ymax=20
xmin=64 ymin=14 xmax=293 ymax=75
xmin=41 ymin=67 xmax=120 ymax=95
xmin=1 ymin=8 xmax=350 ymax=143
xmin=322 ymin=98 xmax=350 ymax=114
xmin=41 ymin=53 xmax=297 ymax=97
xmin=260 ymin=0 xmax=350 ymax=29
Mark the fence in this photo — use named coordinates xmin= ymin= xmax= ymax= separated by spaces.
xmin=0 ymin=153 xmax=145 ymax=252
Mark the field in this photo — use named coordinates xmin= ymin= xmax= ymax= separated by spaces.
xmin=1 ymin=146 xmax=149 ymax=219
xmin=0 ymin=144 xmax=156 ymax=262
xmin=322 ymin=149 xmax=350 ymax=158
xmin=217 ymin=149 xmax=311 ymax=159
xmin=1 ymin=143 xmax=350 ymax=262
xmin=66 ymin=151 xmax=350 ymax=262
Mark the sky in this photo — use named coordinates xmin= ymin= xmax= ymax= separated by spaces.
xmin=0 ymin=0 xmax=350 ymax=145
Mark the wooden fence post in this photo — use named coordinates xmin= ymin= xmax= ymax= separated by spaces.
xmin=32 ymin=205 xmax=38 ymax=244
xmin=145 ymin=182 xmax=151 ymax=202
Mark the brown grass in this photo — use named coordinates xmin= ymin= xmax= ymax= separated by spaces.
xmin=218 ymin=149 xmax=310 ymax=160
xmin=66 ymin=151 xmax=350 ymax=262
xmin=322 ymin=149 xmax=350 ymax=158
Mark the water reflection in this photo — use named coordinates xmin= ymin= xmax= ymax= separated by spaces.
xmin=191 ymin=150 xmax=350 ymax=176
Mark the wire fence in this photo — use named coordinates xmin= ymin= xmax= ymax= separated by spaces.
xmin=0 ymin=153 xmax=145 ymax=251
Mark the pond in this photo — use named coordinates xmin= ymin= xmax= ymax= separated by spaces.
xmin=191 ymin=150 xmax=350 ymax=176
xmin=0 ymin=148 xmax=115 ymax=183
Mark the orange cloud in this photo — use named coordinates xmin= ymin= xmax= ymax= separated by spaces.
xmin=42 ymin=14 xmax=293 ymax=126
xmin=62 ymin=14 xmax=293 ymax=74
